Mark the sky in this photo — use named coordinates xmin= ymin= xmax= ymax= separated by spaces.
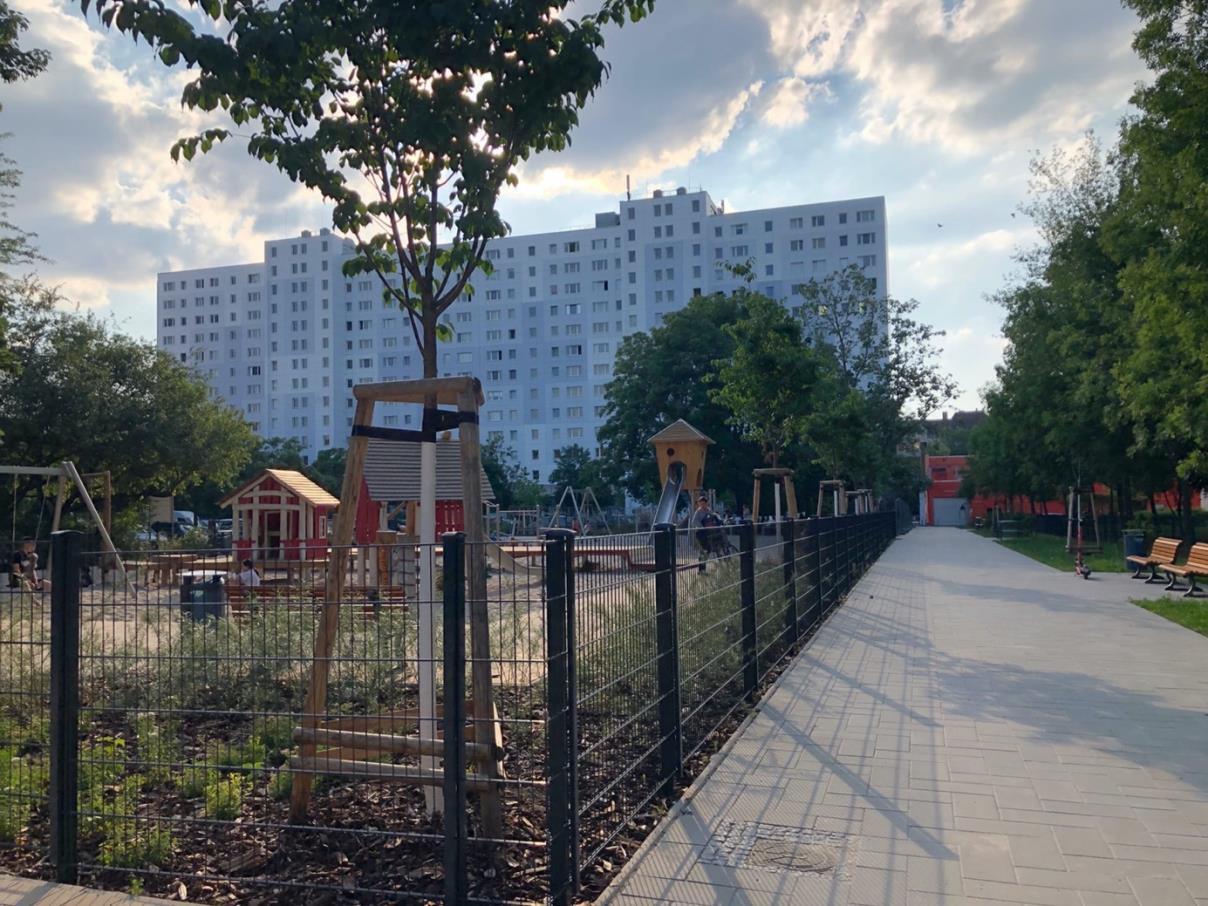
xmin=2 ymin=0 xmax=1146 ymax=411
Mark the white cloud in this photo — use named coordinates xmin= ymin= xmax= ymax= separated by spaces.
xmin=759 ymin=77 xmax=829 ymax=128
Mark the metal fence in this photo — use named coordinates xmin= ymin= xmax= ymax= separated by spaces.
xmin=0 ymin=512 xmax=898 ymax=904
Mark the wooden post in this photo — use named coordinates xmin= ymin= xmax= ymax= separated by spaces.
xmin=458 ymin=385 xmax=505 ymax=839
xmin=751 ymin=479 xmax=761 ymax=526
xmin=291 ymin=396 xmax=374 ymax=821
xmin=47 ymin=469 xmax=68 ymax=576
xmin=62 ymin=461 xmax=129 ymax=591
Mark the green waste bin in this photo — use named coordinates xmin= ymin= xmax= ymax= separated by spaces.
xmin=1122 ymin=530 xmax=1146 ymax=572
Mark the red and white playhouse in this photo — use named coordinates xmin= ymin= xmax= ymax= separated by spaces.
xmin=221 ymin=469 xmax=338 ymax=561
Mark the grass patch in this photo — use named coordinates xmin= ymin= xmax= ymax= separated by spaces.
xmin=995 ymin=533 xmax=1126 ymax=573
xmin=1134 ymin=598 xmax=1208 ymax=637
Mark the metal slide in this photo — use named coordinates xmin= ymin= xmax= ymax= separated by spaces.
xmin=652 ymin=464 xmax=686 ymax=527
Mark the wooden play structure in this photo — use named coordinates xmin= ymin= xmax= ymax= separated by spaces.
xmin=3 ymin=462 xmax=126 ymax=586
xmin=816 ymin=479 xmax=848 ymax=517
xmin=752 ymin=468 xmax=799 ymax=521
xmin=357 ymin=437 xmax=495 ymax=542
xmin=650 ymin=420 xmax=713 ymax=494
xmin=289 ymin=377 xmax=504 ymax=837
xmin=222 ymin=469 xmax=338 ymax=561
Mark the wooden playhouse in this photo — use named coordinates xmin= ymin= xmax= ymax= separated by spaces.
xmin=221 ymin=469 xmax=338 ymax=561
xmin=354 ymin=437 xmax=495 ymax=543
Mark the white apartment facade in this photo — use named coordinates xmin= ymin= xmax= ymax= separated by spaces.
xmin=156 ymin=188 xmax=887 ymax=481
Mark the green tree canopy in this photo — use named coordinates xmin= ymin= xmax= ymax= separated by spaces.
xmin=84 ymin=0 xmax=654 ymax=378
xmin=0 ymin=299 xmax=258 ymax=513
xmin=598 ymin=291 xmax=763 ymax=504
xmin=711 ymin=289 xmax=825 ymax=469
xmin=481 ymin=435 xmax=543 ymax=510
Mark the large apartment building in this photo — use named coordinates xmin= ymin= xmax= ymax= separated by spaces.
xmin=156 ymin=187 xmax=887 ymax=481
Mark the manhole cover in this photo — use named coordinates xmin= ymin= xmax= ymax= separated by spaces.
xmin=699 ymin=820 xmax=855 ymax=877
xmin=747 ymin=839 xmax=838 ymax=873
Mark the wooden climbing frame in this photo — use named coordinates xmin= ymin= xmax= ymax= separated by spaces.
xmin=288 ymin=377 xmax=504 ymax=837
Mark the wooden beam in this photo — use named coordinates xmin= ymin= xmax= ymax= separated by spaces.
xmin=352 ymin=376 xmax=484 ymax=407
xmin=291 ymin=395 xmax=375 ymax=821
xmin=292 ymin=727 xmax=492 ymax=761
xmin=289 ymin=756 xmax=497 ymax=791
xmin=459 ymin=384 xmax=505 ymax=838
xmin=62 ymin=461 xmax=129 ymax=591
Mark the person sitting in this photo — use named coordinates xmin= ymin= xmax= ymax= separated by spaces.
xmin=235 ymin=558 xmax=261 ymax=587
xmin=9 ymin=539 xmax=48 ymax=592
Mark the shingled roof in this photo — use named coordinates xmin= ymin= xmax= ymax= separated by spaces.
xmin=363 ymin=438 xmax=495 ymax=502
xmin=648 ymin=419 xmax=715 ymax=445
xmin=219 ymin=469 xmax=339 ymax=508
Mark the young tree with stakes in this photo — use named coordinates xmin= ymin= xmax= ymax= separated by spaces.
xmin=81 ymin=0 xmax=656 ymax=832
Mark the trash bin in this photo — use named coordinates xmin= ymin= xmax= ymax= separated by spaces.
xmin=180 ymin=573 xmax=225 ymax=621
xmin=1122 ymin=530 xmax=1146 ymax=572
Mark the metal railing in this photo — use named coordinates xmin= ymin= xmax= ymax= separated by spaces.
xmin=0 ymin=511 xmax=899 ymax=904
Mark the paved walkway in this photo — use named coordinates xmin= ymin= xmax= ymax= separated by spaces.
xmin=602 ymin=528 xmax=1208 ymax=906
xmin=0 ymin=874 xmax=175 ymax=905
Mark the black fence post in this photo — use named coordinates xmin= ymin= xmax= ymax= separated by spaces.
xmin=782 ymin=517 xmax=797 ymax=644
xmin=823 ymin=517 xmax=836 ymax=616
xmin=653 ymin=523 xmax=681 ymax=793
xmin=806 ymin=518 xmax=822 ymax=631
xmin=545 ymin=529 xmax=576 ymax=906
xmin=739 ymin=521 xmax=758 ymax=699
xmin=49 ymin=530 xmax=81 ymax=884
xmin=441 ymin=533 xmax=468 ymax=906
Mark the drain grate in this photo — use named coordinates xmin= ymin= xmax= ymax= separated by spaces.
xmin=699 ymin=820 xmax=855 ymax=876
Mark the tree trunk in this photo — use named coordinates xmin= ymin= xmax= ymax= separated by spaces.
xmin=1179 ymin=477 xmax=1194 ymax=541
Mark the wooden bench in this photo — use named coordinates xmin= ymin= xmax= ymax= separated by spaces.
xmin=225 ymin=583 xmax=408 ymax=619
xmin=1126 ymin=536 xmax=1181 ymax=583
xmin=1162 ymin=542 xmax=1208 ymax=597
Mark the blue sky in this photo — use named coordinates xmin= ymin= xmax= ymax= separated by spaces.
xmin=3 ymin=0 xmax=1146 ymax=410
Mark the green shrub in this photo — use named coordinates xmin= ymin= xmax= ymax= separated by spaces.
xmin=0 ymin=746 xmax=48 ymax=841
xmin=176 ymin=764 xmax=211 ymax=799
xmin=98 ymin=773 xmax=174 ymax=868
xmin=204 ymin=773 xmax=246 ymax=820
xmin=134 ymin=713 xmax=180 ymax=785
xmin=269 ymin=769 xmax=292 ymax=801
xmin=79 ymin=736 xmax=127 ymax=830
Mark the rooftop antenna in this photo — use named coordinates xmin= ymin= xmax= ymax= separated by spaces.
xmin=626 ymin=174 xmax=631 ymax=202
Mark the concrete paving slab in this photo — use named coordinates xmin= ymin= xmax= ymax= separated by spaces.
xmin=600 ymin=528 xmax=1208 ymax=905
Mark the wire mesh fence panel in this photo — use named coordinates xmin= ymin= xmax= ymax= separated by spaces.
xmin=568 ymin=530 xmax=663 ymax=893
xmin=0 ymin=550 xmax=51 ymax=874
xmin=676 ymin=530 xmax=746 ymax=764
xmin=753 ymin=523 xmax=793 ymax=683
xmin=461 ymin=539 xmax=550 ymax=905
xmin=0 ymin=515 xmax=901 ymax=905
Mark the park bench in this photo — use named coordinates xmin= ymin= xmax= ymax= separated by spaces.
xmin=1126 ymin=536 xmax=1182 ymax=583
xmin=1162 ymin=542 xmax=1208 ymax=597
xmin=225 ymin=583 xmax=408 ymax=619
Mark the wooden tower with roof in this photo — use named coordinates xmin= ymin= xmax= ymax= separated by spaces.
xmin=649 ymin=419 xmax=714 ymax=492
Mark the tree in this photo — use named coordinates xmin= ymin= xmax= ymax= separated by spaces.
xmin=712 ymin=289 xmax=825 ymax=468
xmin=481 ymin=435 xmax=542 ymax=510
xmin=794 ymin=265 xmax=955 ymax=489
xmin=548 ymin=443 xmax=617 ymax=506
xmin=84 ymin=0 xmax=654 ymax=381
xmin=309 ymin=447 xmax=347 ymax=495
xmin=0 ymin=300 xmax=258 ymax=516
xmin=0 ymin=1 xmax=48 ymax=85
xmin=598 ymin=291 xmax=764 ymax=504
xmin=1109 ymin=0 xmax=1208 ymax=531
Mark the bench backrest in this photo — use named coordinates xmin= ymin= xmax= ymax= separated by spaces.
xmin=1186 ymin=542 xmax=1208 ymax=572
xmin=1151 ymin=537 xmax=1182 ymax=562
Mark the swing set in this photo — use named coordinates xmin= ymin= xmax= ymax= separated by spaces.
xmin=3 ymin=462 xmax=127 ymax=587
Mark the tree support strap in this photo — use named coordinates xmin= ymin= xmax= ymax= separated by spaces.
xmin=351 ymin=408 xmax=478 ymax=445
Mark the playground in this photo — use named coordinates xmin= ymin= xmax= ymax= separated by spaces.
xmin=0 ymin=377 xmax=900 ymax=904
